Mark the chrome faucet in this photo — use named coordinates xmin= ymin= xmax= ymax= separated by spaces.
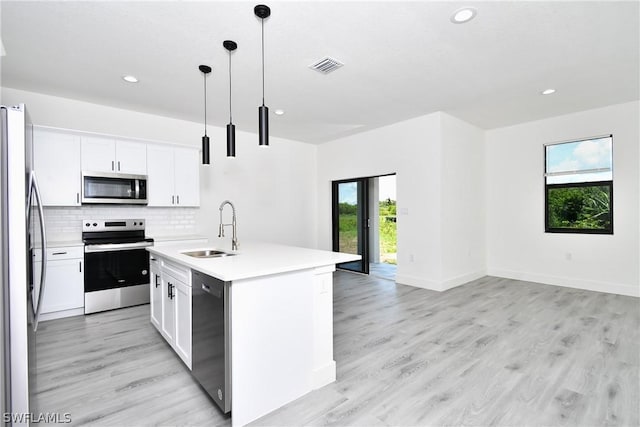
xmin=218 ymin=200 xmax=238 ymax=251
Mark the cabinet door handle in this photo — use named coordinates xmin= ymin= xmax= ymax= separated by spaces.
xmin=52 ymin=251 xmax=67 ymax=255
xmin=155 ymin=275 xmax=160 ymax=288
xmin=79 ymin=261 xmax=82 ymax=273
xmin=176 ymin=195 xmax=180 ymax=205
xmin=76 ymin=192 xmax=80 ymax=204
xmin=171 ymin=195 xmax=175 ymax=205
xmin=111 ymin=160 xmax=114 ymax=171
xmin=118 ymin=161 xmax=121 ymax=171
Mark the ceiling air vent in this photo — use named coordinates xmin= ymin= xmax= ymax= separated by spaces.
xmin=309 ymin=56 xmax=344 ymax=74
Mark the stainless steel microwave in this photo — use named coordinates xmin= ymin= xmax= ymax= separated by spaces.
xmin=81 ymin=171 xmax=148 ymax=205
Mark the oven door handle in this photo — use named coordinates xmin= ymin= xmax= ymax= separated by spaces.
xmin=84 ymin=241 xmax=154 ymax=253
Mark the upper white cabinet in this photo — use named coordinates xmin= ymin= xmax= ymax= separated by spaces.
xmin=116 ymin=140 xmax=147 ymax=174
xmin=33 ymin=127 xmax=195 ymax=207
xmin=147 ymin=145 xmax=199 ymax=207
xmin=33 ymin=128 xmax=81 ymax=206
xmin=81 ymin=136 xmax=147 ymax=175
xmin=173 ymin=148 xmax=200 ymax=207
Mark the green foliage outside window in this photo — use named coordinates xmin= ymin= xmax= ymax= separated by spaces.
xmin=547 ymin=184 xmax=611 ymax=231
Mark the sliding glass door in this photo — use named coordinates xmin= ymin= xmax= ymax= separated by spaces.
xmin=332 ymin=178 xmax=369 ymax=273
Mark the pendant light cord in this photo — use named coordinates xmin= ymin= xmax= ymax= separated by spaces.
xmin=229 ymin=51 xmax=233 ymax=123
xmin=261 ymin=18 xmax=265 ymax=105
xmin=203 ymin=72 xmax=208 ymax=135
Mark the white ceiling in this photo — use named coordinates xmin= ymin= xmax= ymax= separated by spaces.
xmin=1 ymin=1 xmax=638 ymax=144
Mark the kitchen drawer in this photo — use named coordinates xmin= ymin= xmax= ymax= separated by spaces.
xmin=33 ymin=245 xmax=84 ymax=262
xmin=162 ymin=258 xmax=191 ymax=286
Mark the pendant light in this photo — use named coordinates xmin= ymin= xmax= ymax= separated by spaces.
xmin=224 ymin=40 xmax=238 ymax=157
xmin=198 ymin=64 xmax=212 ymax=164
xmin=254 ymin=4 xmax=271 ymax=146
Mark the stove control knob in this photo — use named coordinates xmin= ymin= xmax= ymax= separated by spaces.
xmin=93 ymin=223 xmax=97 ymax=227
xmin=85 ymin=222 xmax=90 ymax=227
xmin=139 ymin=221 xmax=143 ymax=226
xmin=133 ymin=222 xmax=137 ymax=226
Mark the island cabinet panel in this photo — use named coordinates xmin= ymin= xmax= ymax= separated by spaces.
xmin=311 ymin=266 xmax=337 ymax=387
xmin=149 ymin=254 xmax=192 ymax=370
xmin=149 ymin=256 xmax=162 ymax=330
xmin=174 ymin=281 xmax=192 ymax=369
xmin=161 ymin=274 xmax=176 ymax=343
xmin=230 ymin=269 xmax=315 ymax=427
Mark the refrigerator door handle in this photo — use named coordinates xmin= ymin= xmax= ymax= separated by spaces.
xmin=30 ymin=172 xmax=47 ymax=331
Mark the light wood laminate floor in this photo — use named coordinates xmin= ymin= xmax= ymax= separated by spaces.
xmin=34 ymin=273 xmax=639 ymax=426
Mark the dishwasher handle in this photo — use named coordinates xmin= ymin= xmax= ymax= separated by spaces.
xmin=201 ymin=282 xmax=223 ymax=298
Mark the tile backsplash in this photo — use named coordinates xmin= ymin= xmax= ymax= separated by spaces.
xmin=44 ymin=206 xmax=198 ymax=241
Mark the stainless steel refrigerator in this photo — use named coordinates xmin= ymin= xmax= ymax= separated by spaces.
xmin=1 ymin=103 xmax=47 ymax=425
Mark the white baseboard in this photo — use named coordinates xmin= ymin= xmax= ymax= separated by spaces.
xmin=311 ymin=360 xmax=336 ymax=390
xmin=440 ymin=270 xmax=487 ymax=291
xmin=488 ymin=269 xmax=639 ymax=297
xmin=396 ymin=270 xmax=486 ymax=292
xmin=395 ymin=274 xmax=440 ymax=291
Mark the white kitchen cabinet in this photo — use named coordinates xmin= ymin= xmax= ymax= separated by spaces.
xmin=33 ymin=128 xmax=81 ymax=206
xmin=33 ymin=245 xmax=84 ymax=321
xmin=173 ymin=147 xmax=200 ymax=207
xmin=161 ymin=273 xmax=176 ymax=343
xmin=149 ymin=255 xmax=162 ymax=330
xmin=116 ymin=139 xmax=147 ymax=174
xmin=174 ymin=280 xmax=192 ymax=368
xmin=147 ymin=144 xmax=199 ymax=207
xmin=151 ymin=255 xmax=192 ymax=369
xmin=81 ymin=136 xmax=147 ymax=174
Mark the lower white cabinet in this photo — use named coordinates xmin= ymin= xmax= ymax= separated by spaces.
xmin=174 ymin=280 xmax=192 ymax=365
xmin=150 ymin=256 xmax=162 ymax=329
xmin=150 ymin=254 xmax=192 ymax=369
xmin=33 ymin=245 xmax=84 ymax=321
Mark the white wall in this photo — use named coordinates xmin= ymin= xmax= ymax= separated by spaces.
xmin=486 ymin=101 xmax=639 ymax=297
xmin=440 ymin=113 xmax=486 ymax=288
xmin=317 ymin=112 xmax=485 ymax=291
xmin=2 ymin=87 xmax=318 ymax=248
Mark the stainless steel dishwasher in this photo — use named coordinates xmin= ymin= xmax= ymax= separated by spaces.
xmin=191 ymin=270 xmax=231 ymax=413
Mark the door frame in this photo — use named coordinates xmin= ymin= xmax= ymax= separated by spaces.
xmin=332 ymin=178 xmax=369 ymax=273
xmin=331 ymin=173 xmax=397 ymax=274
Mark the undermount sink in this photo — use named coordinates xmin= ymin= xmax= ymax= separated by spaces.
xmin=182 ymin=249 xmax=236 ymax=258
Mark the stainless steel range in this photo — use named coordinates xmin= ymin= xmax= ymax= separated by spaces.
xmin=83 ymin=219 xmax=153 ymax=314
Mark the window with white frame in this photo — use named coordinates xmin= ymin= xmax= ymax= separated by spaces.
xmin=544 ymin=135 xmax=613 ymax=234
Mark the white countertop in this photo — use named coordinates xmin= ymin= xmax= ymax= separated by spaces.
xmin=147 ymin=241 xmax=361 ymax=282
xmin=149 ymin=234 xmax=208 ymax=242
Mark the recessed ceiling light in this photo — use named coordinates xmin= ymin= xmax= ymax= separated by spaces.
xmin=274 ymin=109 xmax=285 ymax=116
xmin=451 ymin=7 xmax=477 ymax=24
xmin=122 ymin=75 xmax=139 ymax=83
xmin=541 ymin=89 xmax=556 ymax=95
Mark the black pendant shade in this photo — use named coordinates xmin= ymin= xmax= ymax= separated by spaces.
xmin=258 ymin=105 xmax=269 ymax=146
xmin=201 ymin=135 xmax=210 ymax=164
xmin=224 ymin=40 xmax=238 ymax=157
xmin=226 ymin=124 xmax=236 ymax=157
xmin=255 ymin=4 xmax=271 ymax=147
xmin=199 ymin=64 xmax=212 ymax=164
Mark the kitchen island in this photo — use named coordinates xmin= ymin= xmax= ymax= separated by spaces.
xmin=147 ymin=242 xmax=359 ymax=427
